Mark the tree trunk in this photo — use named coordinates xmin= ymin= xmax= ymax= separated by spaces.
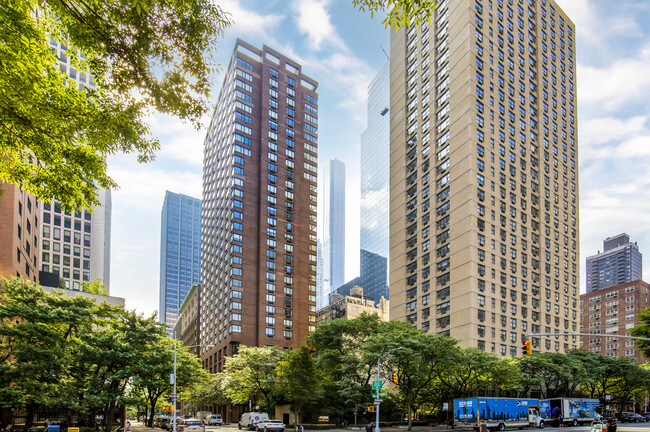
xmin=105 ymin=400 xmax=116 ymax=432
xmin=26 ymin=403 xmax=36 ymax=428
xmin=354 ymin=410 xmax=358 ymax=427
xmin=407 ymin=404 xmax=413 ymax=431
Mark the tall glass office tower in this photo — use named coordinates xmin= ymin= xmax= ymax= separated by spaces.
xmin=159 ymin=191 xmax=202 ymax=334
xmin=329 ymin=159 xmax=346 ymax=291
xmin=360 ymin=61 xmax=390 ymax=303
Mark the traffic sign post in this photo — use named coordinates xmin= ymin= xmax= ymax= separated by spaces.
xmin=372 ymin=380 xmax=383 ymax=390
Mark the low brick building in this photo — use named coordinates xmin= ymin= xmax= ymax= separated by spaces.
xmin=580 ymin=279 xmax=650 ymax=362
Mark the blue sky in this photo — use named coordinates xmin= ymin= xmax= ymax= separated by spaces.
xmin=106 ymin=0 xmax=650 ymax=316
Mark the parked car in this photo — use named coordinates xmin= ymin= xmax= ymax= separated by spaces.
xmin=176 ymin=418 xmax=205 ymax=432
xmin=239 ymin=413 xmax=269 ymax=431
xmin=255 ymin=420 xmax=285 ymax=432
xmin=208 ymin=415 xmax=223 ymax=426
xmin=620 ymin=412 xmax=645 ymax=423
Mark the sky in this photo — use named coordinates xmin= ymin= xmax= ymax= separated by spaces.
xmin=106 ymin=0 xmax=650 ymax=317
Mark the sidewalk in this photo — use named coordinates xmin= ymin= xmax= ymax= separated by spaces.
xmin=129 ymin=421 xmax=451 ymax=432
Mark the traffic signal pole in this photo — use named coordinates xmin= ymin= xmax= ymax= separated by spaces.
xmin=375 ymin=356 xmax=380 ymax=432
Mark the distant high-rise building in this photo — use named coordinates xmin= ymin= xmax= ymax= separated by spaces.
xmin=580 ymin=279 xmax=649 ymax=362
xmin=0 ymin=182 xmax=39 ymax=282
xmin=586 ymin=233 xmax=642 ymax=292
xmin=200 ymin=39 xmax=318 ymax=373
xmin=36 ymin=41 xmax=111 ymax=293
xmin=329 ymin=159 xmax=346 ymax=290
xmin=159 ymin=191 xmax=202 ymax=333
xmin=360 ymin=61 xmax=390 ymax=304
xmin=316 ymin=239 xmax=325 ymax=309
xmin=389 ymin=0 xmax=580 ymax=355
xmin=39 ymin=190 xmax=112 ymax=292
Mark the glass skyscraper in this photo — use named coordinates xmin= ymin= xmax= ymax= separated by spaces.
xmin=586 ymin=233 xmax=642 ymax=292
xmin=359 ymin=61 xmax=390 ymax=303
xmin=159 ymin=191 xmax=202 ymax=334
xmin=328 ymin=159 xmax=346 ymax=291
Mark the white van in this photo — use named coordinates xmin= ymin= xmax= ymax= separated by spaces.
xmin=238 ymin=413 xmax=269 ymax=431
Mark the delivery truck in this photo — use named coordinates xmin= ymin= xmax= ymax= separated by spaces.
xmin=454 ymin=397 xmax=541 ymax=430
xmin=539 ymin=398 xmax=600 ymax=427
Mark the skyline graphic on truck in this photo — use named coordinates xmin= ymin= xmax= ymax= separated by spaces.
xmin=455 ymin=398 xmax=537 ymax=425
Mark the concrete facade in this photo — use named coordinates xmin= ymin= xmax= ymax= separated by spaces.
xmin=389 ymin=0 xmax=580 ymax=356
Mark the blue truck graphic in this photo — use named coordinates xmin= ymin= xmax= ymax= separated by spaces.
xmin=454 ymin=397 xmax=539 ymax=430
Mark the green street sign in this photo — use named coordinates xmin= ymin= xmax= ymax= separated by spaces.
xmin=380 ymin=393 xmax=388 ymax=396
xmin=372 ymin=380 xmax=383 ymax=389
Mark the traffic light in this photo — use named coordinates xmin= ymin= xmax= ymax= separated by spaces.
xmin=522 ymin=340 xmax=531 ymax=356
xmin=392 ymin=373 xmax=398 ymax=384
xmin=368 ymin=406 xmax=377 ymax=413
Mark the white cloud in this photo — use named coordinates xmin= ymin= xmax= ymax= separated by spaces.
xmin=108 ymin=160 xmax=202 ymax=208
xmin=580 ymin=116 xmax=647 ymax=146
xmin=555 ymin=0 xmax=642 ymax=54
xmin=218 ymin=0 xmax=285 ymax=42
xmin=293 ymin=0 xmax=345 ymax=51
xmin=147 ymin=113 xmax=206 ymax=166
xmin=578 ymin=45 xmax=650 ymax=113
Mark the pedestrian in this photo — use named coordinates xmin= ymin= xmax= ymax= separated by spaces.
xmin=558 ymin=415 xmax=563 ymax=428
xmin=125 ymin=421 xmax=131 ymax=432
xmin=365 ymin=421 xmax=373 ymax=432
xmin=43 ymin=419 xmax=50 ymax=432
xmin=607 ymin=417 xmax=617 ymax=432
xmin=479 ymin=419 xmax=488 ymax=432
xmin=115 ymin=419 xmax=124 ymax=432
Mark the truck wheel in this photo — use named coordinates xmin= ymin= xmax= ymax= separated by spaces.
xmin=538 ymin=421 xmax=544 ymax=429
xmin=498 ymin=423 xmax=505 ymax=431
xmin=572 ymin=420 xmax=578 ymax=427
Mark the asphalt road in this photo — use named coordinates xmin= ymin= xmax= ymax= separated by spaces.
xmin=135 ymin=421 xmax=650 ymax=432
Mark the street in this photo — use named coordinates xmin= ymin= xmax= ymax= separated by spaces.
xmin=133 ymin=421 xmax=650 ymax=432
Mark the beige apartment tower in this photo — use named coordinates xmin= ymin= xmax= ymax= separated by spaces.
xmin=390 ymin=0 xmax=579 ymax=356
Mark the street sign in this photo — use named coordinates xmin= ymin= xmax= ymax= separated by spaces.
xmin=374 ymin=399 xmax=383 ymax=404
xmin=373 ymin=393 xmax=388 ymax=398
xmin=372 ymin=380 xmax=383 ymax=389
xmin=443 ymin=403 xmax=449 ymax=411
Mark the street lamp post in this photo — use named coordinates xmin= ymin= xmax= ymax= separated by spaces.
xmin=375 ymin=347 xmax=404 ymax=432
xmin=171 ymin=339 xmax=214 ymax=432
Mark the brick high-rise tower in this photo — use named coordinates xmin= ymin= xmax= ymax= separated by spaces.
xmin=200 ymin=40 xmax=318 ymax=372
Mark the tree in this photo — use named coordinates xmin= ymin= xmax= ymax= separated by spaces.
xmin=276 ymin=345 xmax=322 ymax=428
xmin=0 ymin=278 xmax=101 ymax=426
xmin=308 ymin=313 xmax=382 ymax=424
xmin=184 ymin=373 xmax=232 ymax=418
xmin=0 ymin=0 xmax=230 ymax=210
xmin=436 ymin=348 xmax=520 ymax=402
xmin=352 ymin=0 xmax=442 ymax=30
xmin=363 ymin=321 xmax=457 ymax=431
xmin=82 ymin=279 xmax=108 ymax=295
xmin=223 ymin=346 xmax=285 ymax=413
xmin=130 ymin=338 xmax=207 ymax=427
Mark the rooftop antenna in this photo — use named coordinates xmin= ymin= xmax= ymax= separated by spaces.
xmin=380 ymin=45 xmax=389 ymax=60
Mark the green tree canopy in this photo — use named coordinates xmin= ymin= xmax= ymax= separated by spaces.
xmin=223 ymin=346 xmax=285 ymax=413
xmin=0 ymin=0 xmax=230 ymax=210
xmin=276 ymin=345 xmax=322 ymax=428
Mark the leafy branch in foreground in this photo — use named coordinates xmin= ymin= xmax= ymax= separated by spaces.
xmin=0 ymin=0 xmax=230 ymax=210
